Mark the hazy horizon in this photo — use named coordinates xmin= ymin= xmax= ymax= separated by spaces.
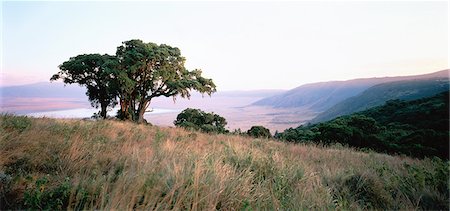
xmin=2 ymin=1 xmax=448 ymax=90
xmin=0 ymin=68 xmax=448 ymax=91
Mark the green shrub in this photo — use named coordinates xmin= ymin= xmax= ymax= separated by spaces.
xmin=400 ymin=159 xmax=450 ymax=210
xmin=332 ymin=173 xmax=393 ymax=209
xmin=0 ymin=171 xmax=13 ymax=209
xmin=1 ymin=114 xmax=32 ymax=132
xmin=5 ymin=157 xmax=32 ymax=175
xmin=247 ymin=126 xmax=271 ymax=138
xmin=23 ymin=176 xmax=72 ymax=210
xmin=174 ymin=108 xmax=228 ymax=134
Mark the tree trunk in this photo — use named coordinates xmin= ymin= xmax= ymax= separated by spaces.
xmin=100 ymin=103 xmax=108 ymax=119
xmin=119 ymin=99 xmax=127 ymax=120
xmin=119 ymin=96 xmax=133 ymax=121
xmin=137 ymin=108 xmax=146 ymax=123
xmin=137 ymin=99 xmax=150 ymax=124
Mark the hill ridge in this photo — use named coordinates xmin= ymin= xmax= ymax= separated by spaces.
xmin=310 ymin=77 xmax=450 ymax=123
xmin=252 ymin=69 xmax=449 ymax=112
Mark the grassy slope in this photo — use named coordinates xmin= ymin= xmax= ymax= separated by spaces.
xmin=1 ymin=115 xmax=448 ymax=210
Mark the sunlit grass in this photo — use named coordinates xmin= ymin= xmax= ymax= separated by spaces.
xmin=0 ymin=114 xmax=448 ymax=210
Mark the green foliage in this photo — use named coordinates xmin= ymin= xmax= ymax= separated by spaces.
xmin=332 ymin=174 xmax=394 ymax=209
xmin=4 ymin=157 xmax=32 ymax=175
xmin=51 ymin=39 xmax=216 ymax=123
xmin=276 ymin=91 xmax=449 ymax=159
xmin=246 ymin=126 xmax=271 ymax=138
xmin=23 ymin=176 xmax=72 ymax=210
xmin=50 ymin=54 xmax=118 ymax=119
xmin=174 ymin=108 xmax=228 ymax=134
xmin=1 ymin=114 xmax=32 ymax=132
xmin=114 ymin=39 xmax=216 ymax=123
xmin=153 ymin=128 xmax=167 ymax=147
xmin=331 ymin=159 xmax=449 ymax=210
xmin=274 ymin=125 xmax=317 ymax=142
xmin=400 ymin=159 xmax=450 ymax=209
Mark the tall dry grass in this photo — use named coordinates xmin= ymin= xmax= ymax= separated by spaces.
xmin=0 ymin=114 xmax=448 ymax=210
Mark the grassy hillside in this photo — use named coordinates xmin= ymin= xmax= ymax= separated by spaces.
xmin=311 ymin=78 xmax=450 ymax=123
xmin=1 ymin=115 xmax=449 ymax=210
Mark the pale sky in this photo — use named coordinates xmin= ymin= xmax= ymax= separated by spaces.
xmin=1 ymin=1 xmax=448 ymax=90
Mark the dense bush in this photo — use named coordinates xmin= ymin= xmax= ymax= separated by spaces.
xmin=1 ymin=114 xmax=32 ymax=132
xmin=23 ymin=177 xmax=72 ymax=210
xmin=276 ymin=91 xmax=450 ymax=159
xmin=247 ymin=126 xmax=271 ymax=138
xmin=174 ymin=108 xmax=228 ymax=134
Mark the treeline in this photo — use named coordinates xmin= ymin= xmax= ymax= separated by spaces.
xmin=51 ymin=39 xmax=216 ymax=123
xmin=275 ymin=91 xmax=450 ymax=159
xmin=174 ymin=108 xmax=272 ymax=138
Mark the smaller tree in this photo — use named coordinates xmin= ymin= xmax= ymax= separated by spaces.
xmin=174 ymin=108 xmax=228 ymax=134
xmin=50 ymin=54 xmax=118 ymax=119
xmin=247 ymin=126 xmax=271 ymax=138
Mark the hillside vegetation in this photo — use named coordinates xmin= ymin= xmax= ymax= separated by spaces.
xmin=311 ymin=78 xmax=449 ymax=123
xmin=277 ymin=91 xmax=449 ymax=159
xmin=1 ymin=115 xmax=448 ymax=210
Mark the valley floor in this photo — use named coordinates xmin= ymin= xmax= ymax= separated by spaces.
xmin=1 ymin=95 xmax=316 ymax=132
xmin=0 ymin=115 xmax=448 ymax=210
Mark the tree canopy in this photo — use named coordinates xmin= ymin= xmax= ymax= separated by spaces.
xmin=51 ymin=39 xmax=216 ymax=122
xmin=114 ymin=40 xmax=216 ymax=122
xmin=174 ymin=108 xmax=228 ymax=134
xmin=247 ymin=126 xmax=272 ymax=138
xmin=50 ymin=54 xmax=117 ymax=118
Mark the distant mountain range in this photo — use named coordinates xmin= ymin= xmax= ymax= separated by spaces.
xmin=0 ymin=82 xmax=284 ymax=99
xmin=310 ymin=77 xmax=449 ymax=123
xmin=0 ymin=82 xmax=88 ymax=99
xmin=253 ymin=70 xmax=448 ymax=110
xmin=253 ymin=69 xmax=449 ymax=122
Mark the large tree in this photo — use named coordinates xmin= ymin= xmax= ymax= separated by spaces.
xmin=115 ymin=39 xmax=216 ymax=123
xmin=50 ymin=54 xmax=118 ymax=119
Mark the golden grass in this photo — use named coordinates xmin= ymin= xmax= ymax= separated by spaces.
xmin=0 ymin=115 xmax=448 ymax=210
